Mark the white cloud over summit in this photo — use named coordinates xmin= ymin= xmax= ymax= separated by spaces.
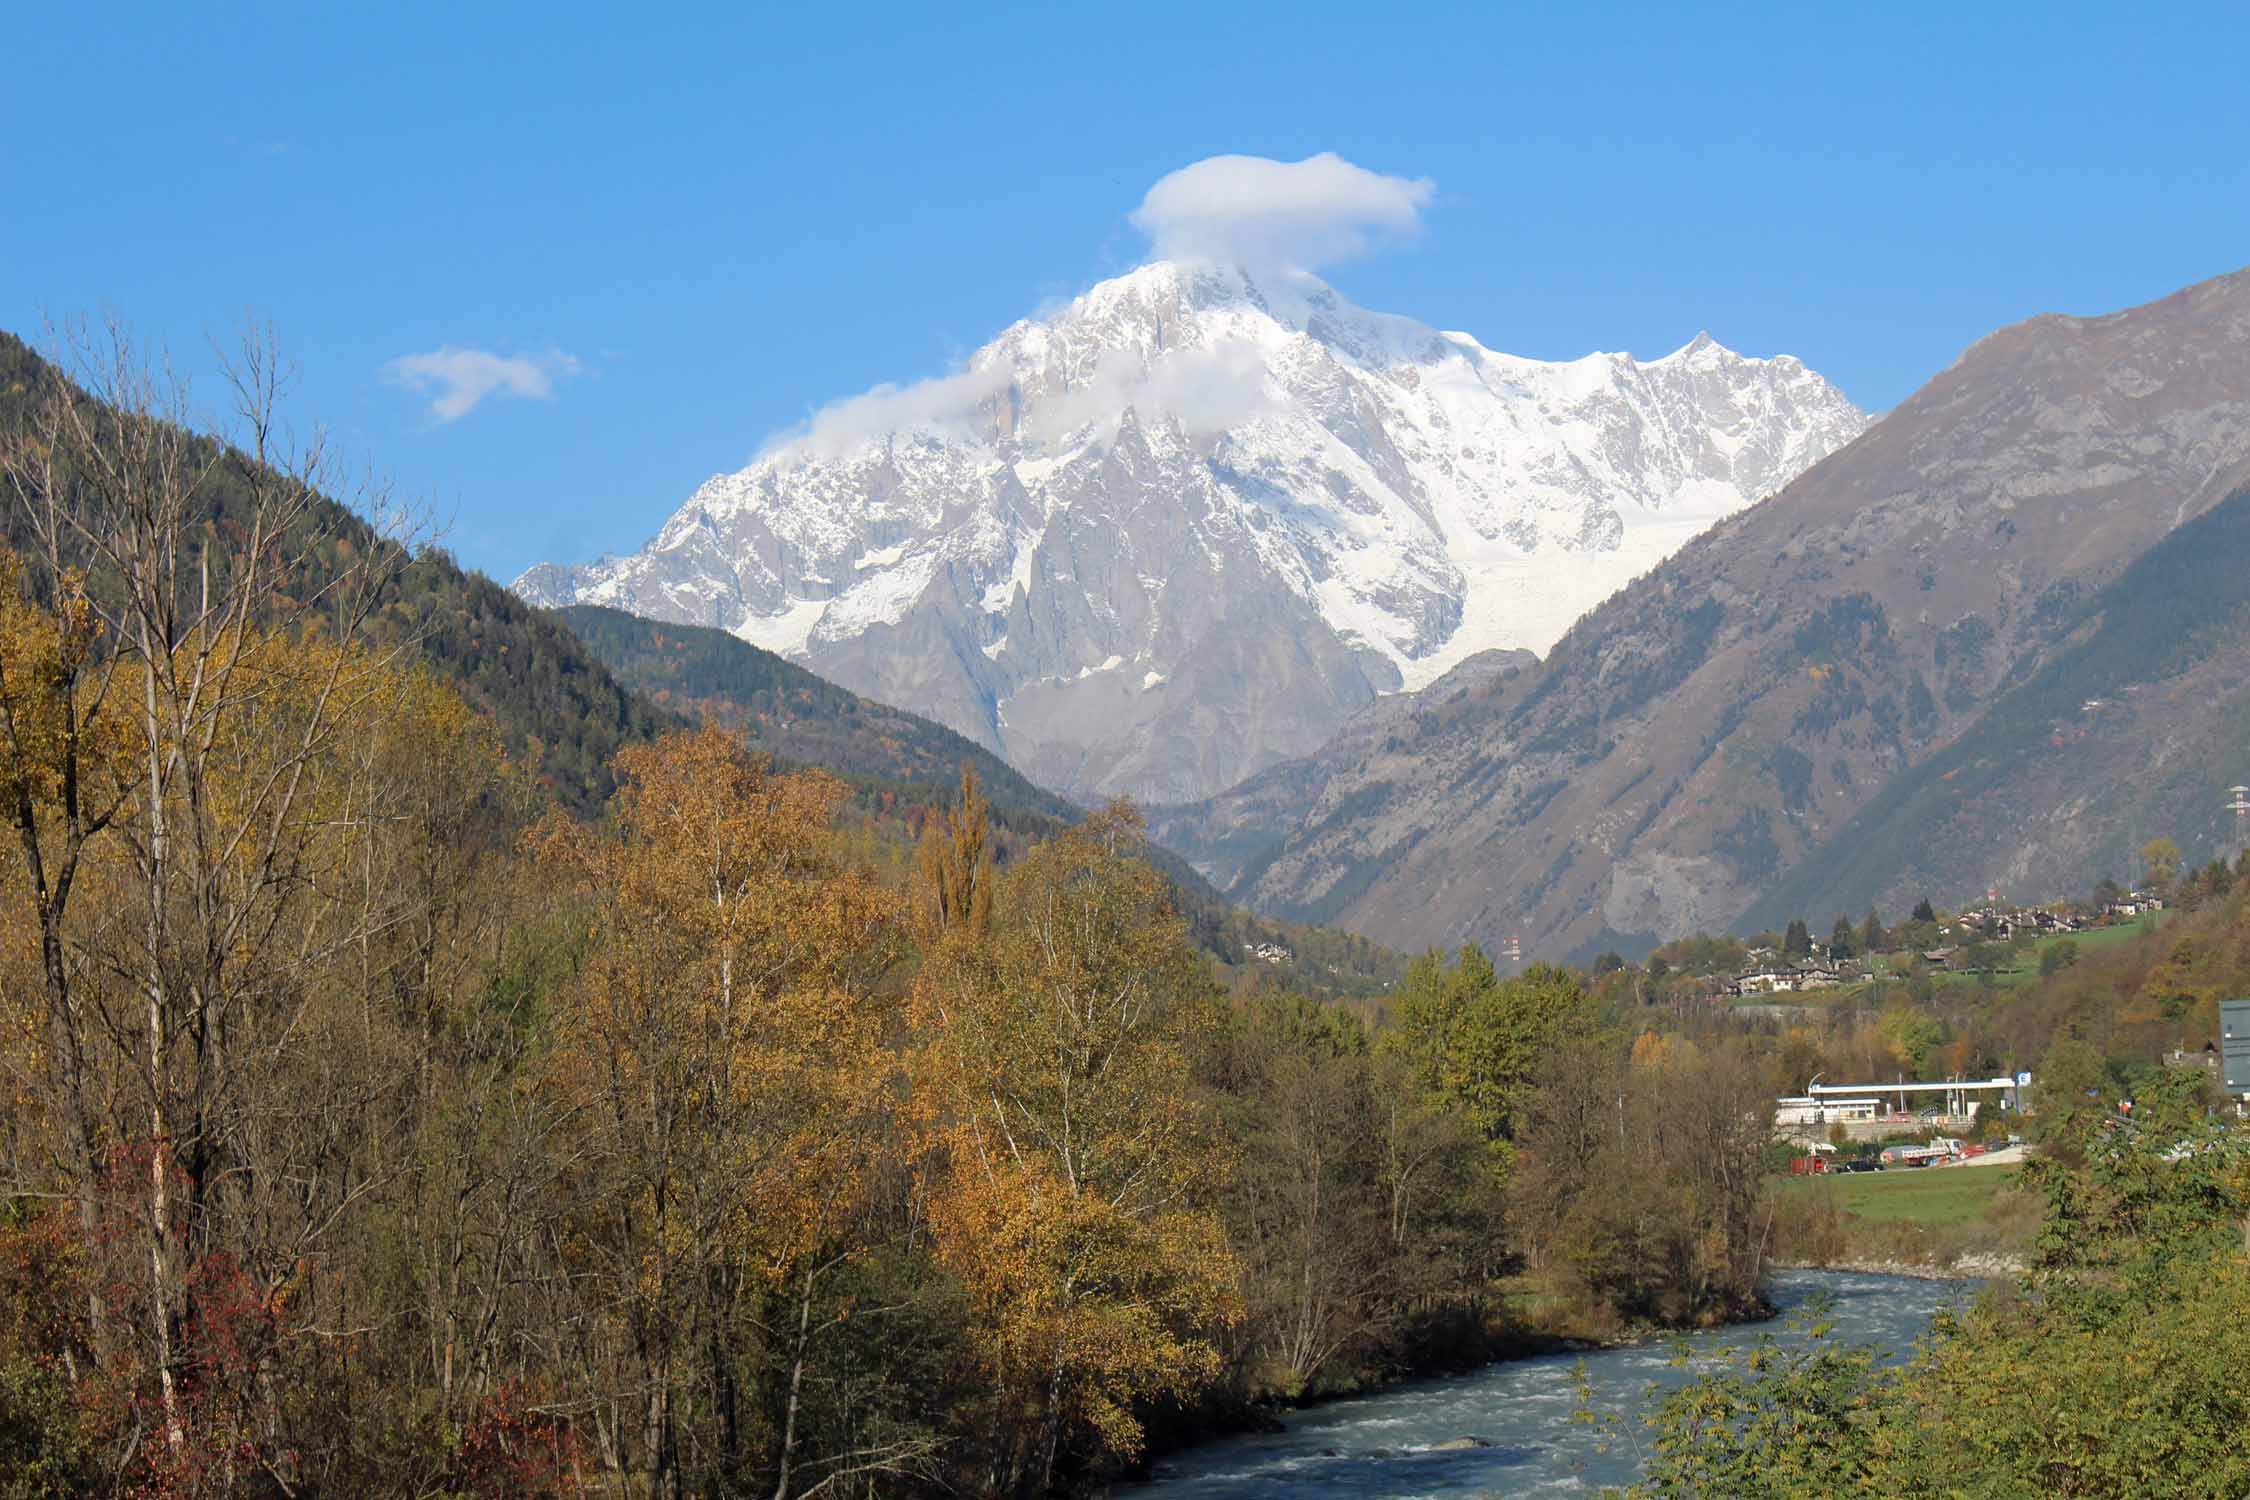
xmin=1131 ymin=152 xmax=1433 ymax=272
xmin=384 ymin=346 xmax=581 ymax=422
xmin=761 ymin=151 xmax=1428 ymax=458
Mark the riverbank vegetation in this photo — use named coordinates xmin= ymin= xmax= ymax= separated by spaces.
xmin=0 ymin=334 xmax=1782 ymax=1497
xmin=1622 ymin=1067 xmax=2250 ymax=1499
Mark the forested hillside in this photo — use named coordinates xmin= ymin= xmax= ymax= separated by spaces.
xmin=0 ymin=327 xmax=676 ymax=812
xmin=561 ymin=603 xmax=1081 ymax=827
xmin=1742 ymin=486 xmax=2250 ymax=932
xmin=0 ymin=329 xmax=1774 ymax=1496
xmin=1620 ymin=859 xmax=2250 ymax=1139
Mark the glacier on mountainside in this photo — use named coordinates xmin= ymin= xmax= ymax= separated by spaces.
xmin=515 ymin=261 xmax=1868 ymax=803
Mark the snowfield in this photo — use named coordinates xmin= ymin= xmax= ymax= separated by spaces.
xmin=516 ymin=260 xmax=1867 ymax=802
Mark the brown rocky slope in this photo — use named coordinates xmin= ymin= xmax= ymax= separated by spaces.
xmin=1196 ymin=268 xmax=2250 ymax=958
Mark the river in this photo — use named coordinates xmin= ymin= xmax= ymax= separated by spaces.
xmin=1133 ymin=1270 xmax=1965 ymax=1498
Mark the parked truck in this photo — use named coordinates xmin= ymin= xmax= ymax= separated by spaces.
xmin=1878 ymin=1138 xmax=1966 ymax=1168
xmin=1787 ymin=1143 xmax=1839 ymax=1175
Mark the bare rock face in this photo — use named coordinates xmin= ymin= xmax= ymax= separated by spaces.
xmin=1208 ymin=268 xmax=2250 ymax=959
xmin=1146 ymin=647 xmax=1539 ymax=892
xmin=514 ymin=261 xmax=1863 ymax=804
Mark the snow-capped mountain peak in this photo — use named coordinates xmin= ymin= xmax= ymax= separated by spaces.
xmin=516 ymin=261 xmax=1867 ymax=803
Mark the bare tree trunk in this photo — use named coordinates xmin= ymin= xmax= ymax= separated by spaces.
xmin=138 ymin=610 xmax=185 ymax=1453
xmin=0 ymin=318 xmax=430 ymax=1479
xmin=770 ymin=1266 xmax=815 ymax=1500
xmin=1033 ymin=1352 xmax=1067 ymax=1500
xmin=146 ymin=1060 xmax=183 ymax=1453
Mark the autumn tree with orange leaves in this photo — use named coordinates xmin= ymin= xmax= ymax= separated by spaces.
xmin=917 ymin=761 xmax=993 ymax=942
xmin=534 ymin=726 xmax=921 ymax=1499
xmin=912 ymin=803 xmax=1239 ymax=1498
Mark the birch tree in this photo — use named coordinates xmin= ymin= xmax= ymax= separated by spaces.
xmin=0 ymin=320 xmax=432 ymax=1477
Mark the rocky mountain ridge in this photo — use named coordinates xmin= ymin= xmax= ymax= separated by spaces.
xmin=1190 ymin=267 xmax=2250 ymax=958
xmin=516 ymin=260 xmax=1864 ymax=803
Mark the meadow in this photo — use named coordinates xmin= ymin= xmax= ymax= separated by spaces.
xmin=1770 ymin=1160 xmax=2036 ymax=1268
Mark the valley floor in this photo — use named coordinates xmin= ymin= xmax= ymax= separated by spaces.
xmin=1769 ymin=1154 xmax=2039 ymax=1271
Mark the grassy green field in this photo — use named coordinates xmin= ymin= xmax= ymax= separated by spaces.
xmin=1986 ymin=916 xmax=2167 ymax=988
xmin=1792 ymin=1165 xmax=2020 ymax=1226
xmin=1770 ymin=1161 xmax=2037 ymax=1266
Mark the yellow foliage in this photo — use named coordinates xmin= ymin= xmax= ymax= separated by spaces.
xmin=537 ymin=726 xmax=904 ymax=1293
xmin=912 ymin=807 xmax=1239 ymax=1472
xmin=916 ymin=761 xmax=993 ymax=941
xmin=1630 ymin=1029 xmax=1703 ymax=1073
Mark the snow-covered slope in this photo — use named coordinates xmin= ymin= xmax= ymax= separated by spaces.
xmin=516 ymin=261 xmax=1866 ymax=803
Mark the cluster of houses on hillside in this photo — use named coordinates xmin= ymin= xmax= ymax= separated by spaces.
xmin=1958 ymin=891 xmax=2171 ymax=932
xmin=1722 ymin=892 xmax=2169 ymax=998
xmin=1732 ymin=960 xmax=1847 ymax=995
xmin=1956 ymin=904 xmax=2085 ymax=939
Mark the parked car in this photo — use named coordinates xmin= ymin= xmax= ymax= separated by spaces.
xmin=1837 ymin=1158 xmax=1880 ymax=1173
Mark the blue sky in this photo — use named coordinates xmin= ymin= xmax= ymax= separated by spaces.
xmin=5 ymin=2 xmax=2248 ymax=582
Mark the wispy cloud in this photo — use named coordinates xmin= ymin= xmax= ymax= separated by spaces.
xmin=1018 ymin=343 xmax=1276 ymax=444
xmin=763 ymin=363 xmax=1016 ymax=460
xmin=383 ymin=346 xmax=581 ymax=423
xmin=1130 ymin=152 xmax=1433 ymax=272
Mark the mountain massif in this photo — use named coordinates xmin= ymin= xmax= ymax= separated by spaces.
xmin=1173 ymin=268 xmax=2250 ymax=959
xmin=0 ymin=329 xmax=1399 ymax=994
xmin=516 ymin=260 xmax=1863 ymax=803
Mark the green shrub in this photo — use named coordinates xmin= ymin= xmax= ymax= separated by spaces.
xmin=0 ymin=1360 xmax=92 ymax=1500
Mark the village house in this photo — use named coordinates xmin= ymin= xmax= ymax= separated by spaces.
xmin=1729 ymin=959 xmax=1849 ymax=996
xmin=2105 ymin=892 xmax=2168 ymax=919
xmin=1731 ymin=964 xmax=1803 ymax=996
xmin=2164 ymin=1043 xmax=2221 ymax=1077
xmin=1955 ymin=901 xmax=2088 ymax=942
